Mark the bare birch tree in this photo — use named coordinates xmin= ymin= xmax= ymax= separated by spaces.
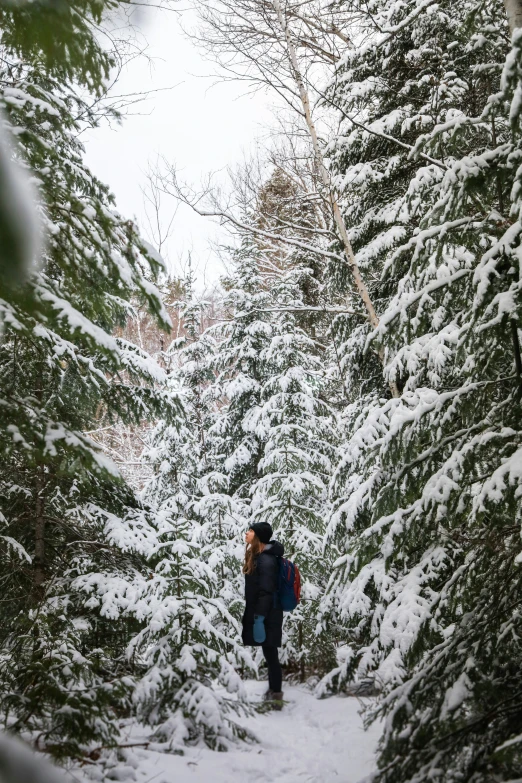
xmin=186 ymin=0 xmax=400 ymax=395
xmin=504 ymin=0 xmax=522 ymax=32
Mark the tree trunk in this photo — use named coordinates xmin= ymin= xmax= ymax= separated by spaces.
xmin=511 ymin=319 xmax=522 ymax=399
xmin=298 ymin=620 xmax=305 ymax=683
xmin=504 ymin=0 xmax=522 ymax=33
xmin=33 ymin=464 xmax=46 ymax=600
xmin=271 ymin=0 xmax=400 ymax=398
xmin=218 ymin=512 xmax=225 ymax=583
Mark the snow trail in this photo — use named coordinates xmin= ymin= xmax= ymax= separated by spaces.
xmin=94 ymin=682 xmax=381 ymax=783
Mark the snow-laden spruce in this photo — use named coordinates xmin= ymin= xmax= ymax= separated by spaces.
xmin=250 ymin=260 xmax=338 ymax=676
xmin=129 ymin=273 xmax=254 ymax=751
xmin=0 ymin=6 xmax=180 ymax=760
xmin=202 ymin=172 xmax=343 ymax=679
xmin=320 ymin=1 xmax=522 ymax=780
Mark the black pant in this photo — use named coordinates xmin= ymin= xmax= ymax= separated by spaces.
xmin=262 ymin=644 xmax=282 ymax=692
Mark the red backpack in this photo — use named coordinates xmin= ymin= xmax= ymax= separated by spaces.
xmin=277 ymin=557 xmax=301 ymax=612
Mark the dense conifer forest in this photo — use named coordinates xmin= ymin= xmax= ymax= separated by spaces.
xmin=0 ymin=0 xmax=521 ymax=781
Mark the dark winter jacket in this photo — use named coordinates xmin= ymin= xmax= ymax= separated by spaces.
xmin=242 ymin=540 xmax=284 ymax=648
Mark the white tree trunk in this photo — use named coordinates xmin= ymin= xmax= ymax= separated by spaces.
xmin=271 ymin=0 xmax=400 ymax=398
xmin=504 ymin=0 xmax=522 ymax=33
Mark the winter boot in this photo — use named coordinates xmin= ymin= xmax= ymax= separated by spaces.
xmin=263 ymin=690 xmax=284 ymax=710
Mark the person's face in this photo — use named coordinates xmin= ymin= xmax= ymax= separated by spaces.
xmin=245 ymin=529 xmax=255 ymax=544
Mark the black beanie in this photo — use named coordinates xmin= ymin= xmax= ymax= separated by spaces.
xmin=250 ymin=522 xmax=273 ymax=544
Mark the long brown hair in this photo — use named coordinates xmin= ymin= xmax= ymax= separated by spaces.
xmin=243 ymin=533 xmax=264 ymax=575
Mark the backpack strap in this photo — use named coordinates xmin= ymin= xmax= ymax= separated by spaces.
xmin=273 ymin=555 xmax=283 ymax=609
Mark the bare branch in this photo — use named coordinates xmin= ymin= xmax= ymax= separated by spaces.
xmin=159 ymin=166 xmax=347 ymax=264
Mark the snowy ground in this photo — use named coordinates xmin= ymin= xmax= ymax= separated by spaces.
xmin=80 ymin=682 xmax=381 ymax=783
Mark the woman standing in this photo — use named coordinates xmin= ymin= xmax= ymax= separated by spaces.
xmin=242 ymin=521 xmax=284 ymax=706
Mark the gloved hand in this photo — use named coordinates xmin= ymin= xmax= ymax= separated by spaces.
xmin=253 ymin=615 xmax=266 ymax=643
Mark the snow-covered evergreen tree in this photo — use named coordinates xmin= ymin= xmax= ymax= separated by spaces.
xmin=251 ymin=260 xmax=337 ymax=678
xmin=208 ymin=237 xmax=273 ymax=501
xmin=0 ymin=1 xmax=179 ymax=760
xmin=199 ymin=168 xmax=343 ymax=681
xmin=321 ymin=0 xmax=522 ymax=780
xmin=132 ymin=271 xmax=253 ymax=750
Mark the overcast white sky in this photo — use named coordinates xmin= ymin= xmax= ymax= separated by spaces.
xmin=84 ymin=5 xmax=273 ymax=286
